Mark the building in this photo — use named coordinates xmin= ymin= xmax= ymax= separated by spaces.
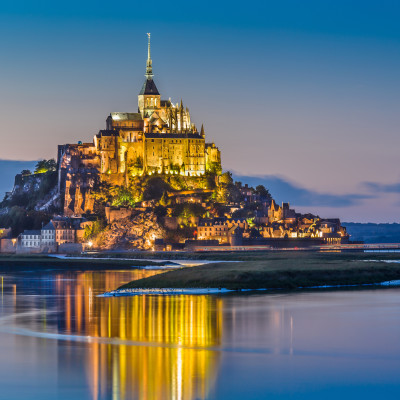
xmin=59 ymin=34 xmax=221 ymax=216
xmin=41 ymin=221 xmax=57 ymax=251
xmin=197 ymin=218 xmax=249 ymax=244
xmin=51 ymin=219 xmax=76 ymax=244
xmin=17 ymin=217 xmax=85 ymax=253
xmin=20 ymin=230 xmax=42 ymax=250
xmin=197 ymin=218 xmax=230 ymax=243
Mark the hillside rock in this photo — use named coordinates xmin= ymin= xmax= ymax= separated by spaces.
xmin=2 ymin=172 xmax=61 ymax=212
xmin=98 ymin=211 xmax=165 ymax=250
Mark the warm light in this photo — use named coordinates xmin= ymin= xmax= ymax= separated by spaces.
xmin=88 ymin=241 xmax=93 ymax=248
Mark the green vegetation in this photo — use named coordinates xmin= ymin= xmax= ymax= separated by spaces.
xmin=111 ymin=187 xmax=136 ymax=207
xmin=21 ymin=169 xmax=32 ymax=177
xmin=213 ymin=172 xmax=241 ymax=203
xmin=118 ymin=252 xmax=400 ymax=290
xmin=172 ymin=203 xmax=206 ymax=220
xmin=91 ymin=170 xmax=221 ymax=216
xmin=34 ymin=159 xmax=57 ymax=174
xmin=83 ymin=219 xmax=106 ymax=241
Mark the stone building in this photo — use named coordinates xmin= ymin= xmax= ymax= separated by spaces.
xmin=197 ymin=218 xmax=249 ymax=244
xmin=41 ymin=222 xmax=56 ymax=251
xmin=58 ymin=34 xmax=221 ymax=216
xmin=20 ymin=230 xmax=42 ymax=250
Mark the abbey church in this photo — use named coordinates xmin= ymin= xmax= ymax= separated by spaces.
xmin=58 ymin=34 xmax=221 ymax=215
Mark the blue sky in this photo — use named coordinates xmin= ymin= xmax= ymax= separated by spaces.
xmin=1 ymin=1 xmax=400 ymax=221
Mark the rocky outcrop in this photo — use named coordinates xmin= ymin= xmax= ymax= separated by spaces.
xmin=97 ymin=211 xmax=165 ymax=250
xmin=2 ymin=172 xmax=61 ymax=212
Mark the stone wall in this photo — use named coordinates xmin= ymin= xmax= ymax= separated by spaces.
xmin=0 ymin=239 xmax=16 ymax=253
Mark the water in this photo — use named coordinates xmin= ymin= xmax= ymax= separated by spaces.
xmin=0 ymin=268 xmax=400 ymax=400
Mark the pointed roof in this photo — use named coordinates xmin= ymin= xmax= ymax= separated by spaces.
xmin=42 ymin=221 xmax=55 ymax=231
xmin=139 ymin=78 xmax=160 ymax=95
xmin=139 ymin=33 xmax=160 ymax=96
xmin=145 ymin=33 xmax=153 ymax=79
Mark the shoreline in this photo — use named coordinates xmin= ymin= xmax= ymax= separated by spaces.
xmin=0 ymin=254 xmax=176 ymax=270
xmin=116 ymin=252 xmax=400 ymax=293
xmin=102 ymin=279 xmax=400 ymax=297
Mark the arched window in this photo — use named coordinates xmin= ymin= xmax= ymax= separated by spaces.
xmin=151 ymin=98 xmax=154 ymax=106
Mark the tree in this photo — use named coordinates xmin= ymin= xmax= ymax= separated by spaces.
xmin=111 ymin=186 xmax=136 ymax=208
xmin=34 ymin=159 xmax=57 ymax=174
xmin=159 ymin=191 xmax=171 ymax=207
xmin=83 ymin=219 xmax=106 ymax=241
xmin=21 ymin=170 xmax=31 ymax=177
xmin=172 ymin=203 xmax=206 ymax=226
xmin=255 ymin=185 xmax=272 ymax=203
xmin=219 ymin=171 xmax=233 ymax=185
xmin=142 ymin=177 xmax=171 ymax=201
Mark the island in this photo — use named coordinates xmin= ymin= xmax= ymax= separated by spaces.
xmin=0 ymin=35 xmax=352 ymax=256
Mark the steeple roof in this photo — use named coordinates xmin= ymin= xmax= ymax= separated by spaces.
xmin=139 ymin=33 xmax=160 ymax=96
xmin=139 ymin=78 xmax=160 ymax=95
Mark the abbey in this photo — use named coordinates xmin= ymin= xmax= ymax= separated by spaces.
xmin=58 ymin=34 xmax=221 ymax=215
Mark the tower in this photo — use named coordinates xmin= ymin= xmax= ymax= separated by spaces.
xmin=138 ymin=33 xmax=161 ymax=117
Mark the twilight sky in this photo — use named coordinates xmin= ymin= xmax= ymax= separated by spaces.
xmin=1 ymin=0 xmax=400 ymax=222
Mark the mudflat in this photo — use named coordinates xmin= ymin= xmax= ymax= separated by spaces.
xmin=118 ymin=252 xmax=400 ymax=290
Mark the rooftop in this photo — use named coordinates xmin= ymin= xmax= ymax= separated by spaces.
xmin=144 ymin=132 xmax=203 ymax=139
xmin=110 ymin=112 xmax=143 ymax=121
xmin=139 ymin=78 xmax=160 ymax=95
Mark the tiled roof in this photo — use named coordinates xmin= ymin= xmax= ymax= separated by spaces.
xmin=42 ymin=222 xmax=55 ymax=230
xmin=21 ymin=230 xmax=41 ymax=235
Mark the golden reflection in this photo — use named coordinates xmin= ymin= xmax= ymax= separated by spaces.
xmin=57 ymin=271 xmax=222 ymax=400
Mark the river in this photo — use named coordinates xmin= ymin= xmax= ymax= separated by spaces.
xmin=0 ymin=267 xmax=399 ymax=399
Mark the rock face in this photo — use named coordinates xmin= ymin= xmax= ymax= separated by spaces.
xmin=2 ymin=172 xmax=61 ymax=212
xmin=98 ymin=211 xmax=165 ymax=250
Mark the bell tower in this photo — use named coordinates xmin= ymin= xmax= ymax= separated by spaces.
xmin=138 ymin=33 xmax=161 ymax=117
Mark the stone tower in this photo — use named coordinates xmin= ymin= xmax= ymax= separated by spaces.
xmin=138 ymin=33 xmax=161 ymax=117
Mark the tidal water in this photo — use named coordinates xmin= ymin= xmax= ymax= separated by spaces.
xmin=0 ymin=268 xmax=400 ymax=400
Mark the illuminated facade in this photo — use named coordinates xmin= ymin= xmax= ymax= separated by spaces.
xmin=59 ymin=34 xmax=221 ymax=215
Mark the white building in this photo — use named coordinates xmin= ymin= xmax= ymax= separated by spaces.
xmin=41 ymin=222 xmax=57 ymax=251
xmin=20 ymin=230 xmax=42 ymax=249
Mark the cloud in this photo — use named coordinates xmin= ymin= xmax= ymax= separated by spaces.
xmin=232 ymin=173 xmax=374 ymax=207
xmin=364 ymin=181 xmax=400 ymax=193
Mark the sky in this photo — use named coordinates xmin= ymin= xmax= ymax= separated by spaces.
xmin=1 ymin=0 xmax=400 ymax=222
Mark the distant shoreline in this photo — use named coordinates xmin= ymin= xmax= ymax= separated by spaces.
xmin=0 ymin=254 xmax=172 ymax=270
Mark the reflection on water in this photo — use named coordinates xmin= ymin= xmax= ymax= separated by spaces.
xmin=0 ymin=269 xmax=222 ymax=400
xmin=1 ymin=269 xmax=400 ymax=400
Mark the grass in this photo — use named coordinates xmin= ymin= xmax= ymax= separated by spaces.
xmin=119 ymin=252 xmax=400 ymax=290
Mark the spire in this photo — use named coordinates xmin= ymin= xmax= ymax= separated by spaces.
xmin=200 ymin=124 xmax=205 ymax=136
xmin=139 ymin=33 xmax=159 ymax=96
xmin=146 ymin=33 xmax=153 ymax=79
